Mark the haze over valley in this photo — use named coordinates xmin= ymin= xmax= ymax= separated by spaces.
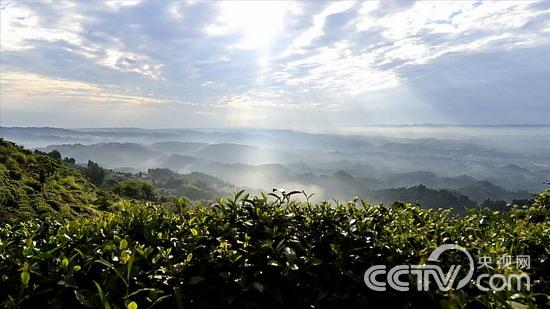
xmin=3 ymin=125 xmax=547 ymax=210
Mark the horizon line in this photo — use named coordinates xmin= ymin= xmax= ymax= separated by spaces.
xmin=2 ymin=123 xmax=550 ymax=131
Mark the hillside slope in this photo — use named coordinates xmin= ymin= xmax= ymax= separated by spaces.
xmin=0 ymin=140 xmax=234 ymax=220
xmin=0 ymin=139 xmax=101 ymax=220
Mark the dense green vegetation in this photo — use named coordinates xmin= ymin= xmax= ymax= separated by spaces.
xmin=101 ymin=168 xmax=231 ymax=203
xmin=368 ymin=184 xmax=477 ymax=214
xmin=0 ymin=139 xmax=101 ymax=220
xmin=0 ymin=139 xmax=232 ymax=220
xmin=1 ymin=190 xmax=548 ymax=308
xmin=1 ymin=139 xmax=549 ymax=308
xmin=145 ymin=168 xmax=230 ymax=200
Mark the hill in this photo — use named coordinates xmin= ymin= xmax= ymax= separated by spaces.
xmin=367 ymin=184 xmax=477 ymax=213
xmin=456 ymin=180 xmax=532 ymax=202
xmin=0 ymin=140 xmax=235 ymax=220
xmin=0 ymin=139 xmax=101 ymax=220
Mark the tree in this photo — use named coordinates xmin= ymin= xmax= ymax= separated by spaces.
xmin=47 ymin=150 xmax=61 ymax=160
xmin=148 ymin=168 xmax=176 ymax=184
xmin=86 ymin=160 xmax=105 ymax=186
xmin=39 ymin=169 xmax=46 ymax=191
xmin=63 ymin=157 xmax=76 ymax=164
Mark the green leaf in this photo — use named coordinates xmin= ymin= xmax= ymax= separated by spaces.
xmin=119 ymin=239 xmax=128 ymax=250
xmin=62 ymin=257 xmax=69 ymax=268
xmin=20 ymin=271 xmax=30 ymax=286
xmin=127 ymin=301 xmax=138 ymax=309
xmin=185 ymin=253 xmax=193 ymax=264
xmin=126 ymin=288 xmax=157 ymax=298
xmin=94 ymin=281 xmax=112 ymax=309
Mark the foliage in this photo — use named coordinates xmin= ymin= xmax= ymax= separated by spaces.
xmin=85 ymin=160 xmax=105 ymax=187
xmin=0 ymin=188 xmax=548 ymax=308
xmin=146 ymin=168 xmax=230 ymax=200
xmin=0 ymin=139 xmax=101 ymax=220
xmin=112 ymin=180 xmax=156 ymax=201
xmin=369 ymin=185 xmax=478 ymax=214
xmin=47 ymin=150 xmax=62 ymax=160
xmin=1 ymin=139 xmax=549 ymax=308
xmin=0 ymin=140 xmax=227 ymax=221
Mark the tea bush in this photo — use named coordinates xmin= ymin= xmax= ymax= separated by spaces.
xmin=1 ymin=190 xmax=548 ymax=308
xmin=0 ymin=139 xmax=100 ymax=220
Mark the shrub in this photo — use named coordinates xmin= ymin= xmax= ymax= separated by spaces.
xmin=0 ymin=190 xmax=548 ymax=308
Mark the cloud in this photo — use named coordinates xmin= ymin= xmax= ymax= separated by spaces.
xmin=1 ymin=0 xmax=549 ymax=127
xmin=0 ymin=71 xmax=182 ymax=105
xmin=0 ymin=2 xmax=83 ymax=51
xmin=399 ymin=45 xmax=550 ymax=124
xmin=271 ymin=40 xmax=400 ymax=96
xmin=258 ymin=0 xmax=550 ymax=103
xmin=215 ymin=89 xmax=340 ymax=111
xmin=1 ymin=1 xmax=164 ymax=79
xmin=280 ymin=1 xmax=356 ymax=57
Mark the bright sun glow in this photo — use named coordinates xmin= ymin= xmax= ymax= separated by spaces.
xmin=206 ymin=1 xmax=300 ymax=50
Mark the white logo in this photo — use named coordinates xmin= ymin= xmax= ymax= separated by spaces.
xmin=364 ymin=245 xmax=530 ymax=292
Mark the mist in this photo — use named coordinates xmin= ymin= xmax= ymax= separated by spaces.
xmin=2 ymin=125 xmax=547 ymax=205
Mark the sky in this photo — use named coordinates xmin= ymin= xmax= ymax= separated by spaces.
xmin=1 ymin=0 xmax=549 ymax=130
